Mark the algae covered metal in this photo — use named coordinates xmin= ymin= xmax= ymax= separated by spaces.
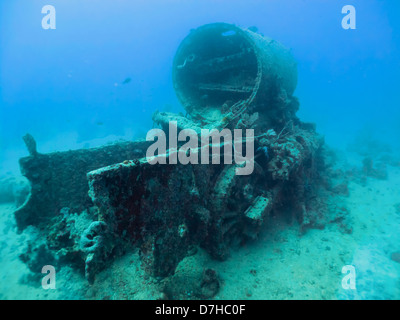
xmin=14 ymin=139 xmax=151 ymax=231
xmin=14 ymin=23 xmax=346 ymax=295
xmin=172 ymin=22 xmax=298 ymax=128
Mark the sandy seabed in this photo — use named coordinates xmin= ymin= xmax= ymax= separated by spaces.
xmin=0 ymin=150 xmax=399 ymax=300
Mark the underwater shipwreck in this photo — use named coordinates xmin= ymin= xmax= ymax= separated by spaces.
xmin=14 ymin=23 xmax=351 ymax=298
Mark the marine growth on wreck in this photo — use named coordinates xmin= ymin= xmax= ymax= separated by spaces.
xmin=12 ymin=22 xmax=350 ymax=299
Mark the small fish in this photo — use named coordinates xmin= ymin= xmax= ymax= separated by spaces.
xmin=96 ymin=121 xmax=104 ymax=126
xmin=122 ymin=77 xmax=131 ymax=84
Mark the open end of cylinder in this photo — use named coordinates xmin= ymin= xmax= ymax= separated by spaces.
xmin=173 ymin=23 xmax=259 ymax=121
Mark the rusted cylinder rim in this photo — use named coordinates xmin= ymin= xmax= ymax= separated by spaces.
xmin=172 ymin=23 xmax=262 ymax=122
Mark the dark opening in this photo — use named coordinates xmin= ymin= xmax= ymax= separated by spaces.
xmin=174 ymin=25 xmax=259 ymax=120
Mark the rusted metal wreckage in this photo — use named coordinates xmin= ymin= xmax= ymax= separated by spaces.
xmin=15 ymin=23 xmax=326 ymax=283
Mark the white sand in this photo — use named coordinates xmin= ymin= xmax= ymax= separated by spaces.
xmin=0 ymin=152 xmax=399 ymax=300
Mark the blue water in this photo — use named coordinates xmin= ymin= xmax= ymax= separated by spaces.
xmin=1 ymin=0 xmax=400 ymax=300
xmin=1 ymin=0 xmax=399 ymax=171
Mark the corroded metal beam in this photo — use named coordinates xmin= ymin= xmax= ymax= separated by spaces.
xmin=15 ymin=138 xmax=151 ymax=231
